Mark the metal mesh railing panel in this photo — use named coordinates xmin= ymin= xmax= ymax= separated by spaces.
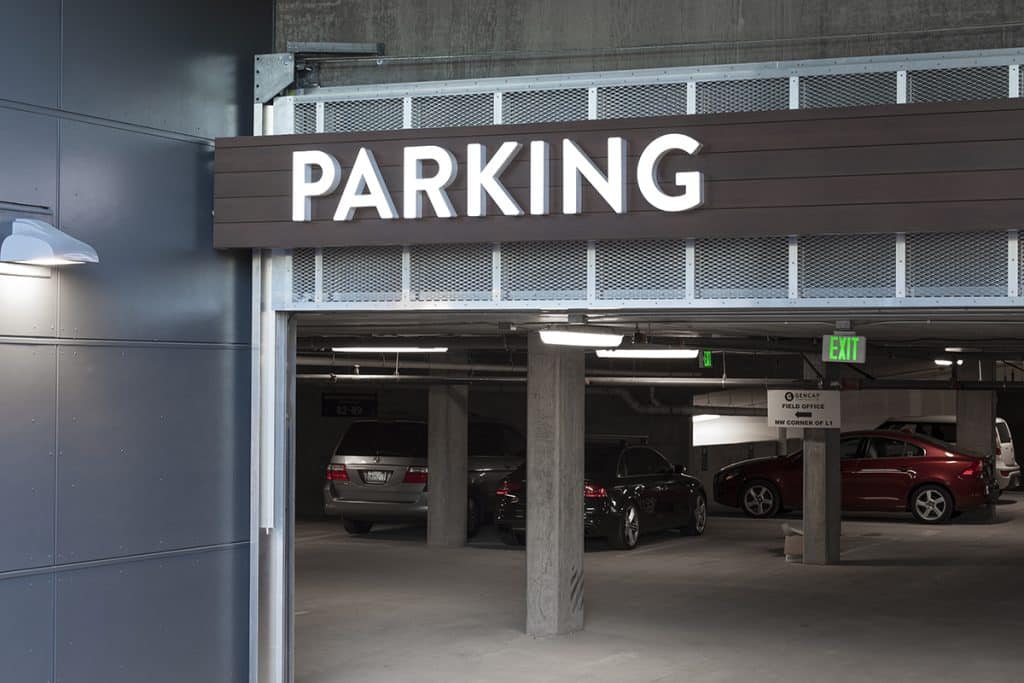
xmin=324 ymin=98 xmax=404 ymax=133
xmin=906 ymin=231 xmax=1006 ymax=297
xmin=502 ymin=88 xmax=589 ymax=124
xmin=501 ymin=241 xmax=587 ymax=301
xmin=294 ymin=102 xmax=317 ymax=134
xmin=410 ymin=243 xmax=492 ymax=301
xmin=799 ymin=234 xmax=896 ymax=298
xmin=411 ymin=93 xmax=494 ymax=129
xmin=596 ymin=83 xmax=688 ymax=119
xmin=800 ymin=72 xmax=897 ymax=108
xmin=908 ymin=66 xmax=1008 ymax=103
xmin=322 ymin=246 xmax=403 ymax=302
xmin=292 ymin=248 xmax=317 ymax=303
xmin=595 ymin=240 xmax=686 ymax=300
xmin=695 ymin=236 xmax=789 ymax=299
xmin=695 ymin=78 xmax=789 ymax=114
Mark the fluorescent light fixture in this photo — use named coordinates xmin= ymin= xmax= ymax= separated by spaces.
xmin=0 ymin=262 xmax=51 ymax=278
xmin=332 ymin=346 xmax=448 ymax=354
xmin=539 ymin=327 xmax=623 ymax=348
xmin=934 ymin=358 xmax=964 ymax=367
xmin=943 ymin=347 xmax=964 ymax=353
xmin=1 ymin=219 xmax=98 ymax=266
xmin=596 ymin=346 xmax=699 ymax=359
xmin=692 ymin=414 xmax=721 ymax=423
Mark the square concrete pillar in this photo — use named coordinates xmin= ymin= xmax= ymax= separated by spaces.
xmin=803 ymin=363 xmax=841 ymax=565
xmin=427 ymin=383 xmax=469 ymax=547
xmin=526 ymin=333 xmax=586 ymax=636
xmin=957 ymin=361 xmax=996 ymax=458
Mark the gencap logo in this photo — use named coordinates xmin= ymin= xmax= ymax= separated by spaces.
xmin=784 ymin=392 xmax=795 ymax=401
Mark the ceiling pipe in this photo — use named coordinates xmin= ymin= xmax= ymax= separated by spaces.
xmin=296 ymin=354 xmax=710 ymax=378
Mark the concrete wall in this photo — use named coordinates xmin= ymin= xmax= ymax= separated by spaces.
xmin=0 ymin=2 xmax=271 ymax=681
xmin=276 ymin=0 xmax=1024 ymax=86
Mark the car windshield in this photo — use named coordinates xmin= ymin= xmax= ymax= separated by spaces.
xmin=335 ymin=422 xmax=427 ymax=459
xmin=584 ymin=445 xmax=622 ymax=476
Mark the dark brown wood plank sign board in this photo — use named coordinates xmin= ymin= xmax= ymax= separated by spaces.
xmin=213 ymin=99 xmax=1024 ymax=249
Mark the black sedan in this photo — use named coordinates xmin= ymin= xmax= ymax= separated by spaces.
xmin=494 ymin=442 xmax=707 ymax=549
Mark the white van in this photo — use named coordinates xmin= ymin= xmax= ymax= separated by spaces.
xmin=878 ymin=415 xmax=1019 ymax=491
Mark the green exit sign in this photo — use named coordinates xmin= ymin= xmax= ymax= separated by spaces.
xmin=822 ymin=334 xmax=866 ymax=364
xmin=699 ymin=350 xmax=714 ymax=368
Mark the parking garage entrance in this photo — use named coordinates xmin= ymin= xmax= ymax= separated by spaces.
xmin=217 ymin=51 xmax=1024 ymax=682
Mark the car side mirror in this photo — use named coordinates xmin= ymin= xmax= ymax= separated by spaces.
xmin=674 ymin=464 xmax=687 ymax=474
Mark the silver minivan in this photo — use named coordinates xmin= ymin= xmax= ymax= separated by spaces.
xmin=323 ymin=419 xmax=525 ymax=535
xmin=878 ymin=415 xmax=1019 ymax=491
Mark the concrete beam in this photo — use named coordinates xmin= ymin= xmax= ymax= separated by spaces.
xmin=427 ymin=383 xmax=469 ymax=547
xmin=526 ymin=333 xmax=585 ymax=636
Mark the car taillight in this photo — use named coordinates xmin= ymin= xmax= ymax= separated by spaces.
xmin=584 ymin=482 xmax=608 ymax=498
xmin=496 ymin=479 xmax=522 ymax=496
xmin=996 ymin=442 xmax=1002 ymax=455
xmin=403 ymin=466 xmax=428 ymax=484
xmin=960 ymin=461 xmax=984 ymax=478
xmin=326 ymin=463 xmax=349 ymax=481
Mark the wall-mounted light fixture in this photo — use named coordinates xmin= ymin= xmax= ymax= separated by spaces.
xmin=0 ymin=219 xmax=99 ymax=273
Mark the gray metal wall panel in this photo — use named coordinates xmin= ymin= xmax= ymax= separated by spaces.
xmin=58 ymin=121 xmax=249 ymax=344
xmin=56 ymin=345 xmax=249 ymax=563
xmin=0 ymin=574 xmax=54 ymax=683
xmin=55 ymin=546 xmax=248 ymax=683
xmin=0 ymin=269 xmax=58 ymax=338
xmin=61 ymin=0 xmax=273 ymax=138
xmin=0 ymin=0 xmax=59 ymax=107
xmin=0 ymin=344 xmax=56 ymax=572
xmin=0 ymin=108 xmax=58 ymax=210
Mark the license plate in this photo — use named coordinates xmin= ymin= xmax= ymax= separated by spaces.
xmin=363 ymin=470 xmax=389 ymax=484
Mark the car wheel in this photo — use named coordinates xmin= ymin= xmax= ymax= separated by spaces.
xmin=911 ymin=485 xmax=953 ymax=524
xmin=498 ymin=528 xmax=525 ymax=546
xmin=608 ymin=503 xmax=641 ymax=550
xmin=342 ymin=518 xmax=373 ymax=535
xmin=466 ymin=497 xmax=481 ymax=538
xmin=682 ymin=493 xmax=708 ymax=536
xmin=742 ymin=481 xmax=781 ymax=518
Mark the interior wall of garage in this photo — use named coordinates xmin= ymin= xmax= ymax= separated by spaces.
xmin=276 ymin=0 xmax=1024 ymax=86
xmin=0 ymin=2 xmax=271 ymax=681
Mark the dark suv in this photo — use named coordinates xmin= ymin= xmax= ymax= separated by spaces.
xmin=323 ymin=419 xmax=524 ymax=536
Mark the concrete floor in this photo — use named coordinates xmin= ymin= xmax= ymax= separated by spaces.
xmin=296 ymin=491 xmax=1024 ymax=683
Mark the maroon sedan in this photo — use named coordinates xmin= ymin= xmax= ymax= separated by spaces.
xmin=713 ymin=430 xmax=998 ymax=524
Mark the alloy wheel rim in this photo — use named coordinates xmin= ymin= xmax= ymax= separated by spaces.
xmin=744 ymin=485 xmax=774 ymax=516
xmin=695 ymin=497 xmax=707 ymax=533
xmin=915 ymin=489 xmax=947 ymax=521
xmin=625 ymin=507 xmax=640 ymax=545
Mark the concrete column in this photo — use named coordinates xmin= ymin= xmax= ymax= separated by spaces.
xmin=803 ymin=363 xmax=841 ymax=565
xmin=427 ymin=383 xmax=469 ymax=547
xmin=957 ymin=361 xmax=996 ymax=457
xmin=526 ymin=333 xmax=586 ymax=636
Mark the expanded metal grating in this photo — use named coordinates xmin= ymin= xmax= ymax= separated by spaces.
xmin=292 ymin=248 xmax=317 ymax=303
xmin=294 ymin=102 xmax=317 ymax=134
xmin=410 ymin=243 xmax=492 ymax=301
xmin=906 ymin=231 xmax=1007 ymax=297
xmin=695 ymin=78 xmax=789 ymax=114
xmin=695 ymin=236 xmax=789 ymax=299
xmin=798 ymin=234 xmax=896 ymax=298
xmin=502 ymin=88 xmax=589 ymax=124
xmin=501 ymin=241 xmax=587 ymax=301
xmin=324 ymin=98 xmax=404 ymax=133
xmin=800 ymin=72 xmax=897 ymax=109
xmin=908 ymin=66 xmax=1008 ymax=103
xmin=411 ymin=93 xmax=494 ymax=129
xmin=322 ymin=246 xmax=403 ymax=302
xmin=595 ymin=240 xmax=686 ymax=300
xmin=596 ymin=83 xmax=688 ymax=120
